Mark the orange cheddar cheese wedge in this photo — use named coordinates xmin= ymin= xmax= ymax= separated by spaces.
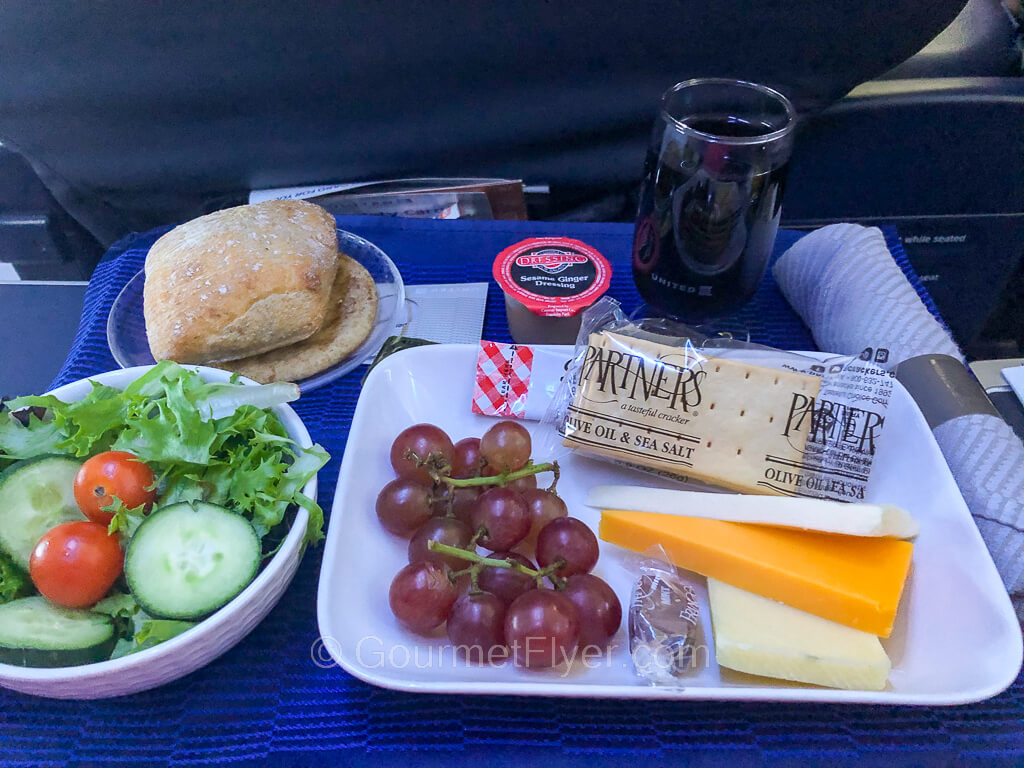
xmin=599 ymin=509 xmax=913 ymax=637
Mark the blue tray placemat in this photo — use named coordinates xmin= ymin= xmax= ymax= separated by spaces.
xmin=2 ymin=216 xmax=1020 ymax=768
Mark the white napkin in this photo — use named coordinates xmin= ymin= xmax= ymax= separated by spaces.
xmin=773 ymin=223 xmax=963 ymax=365
xmin=362 ymin=282 xmax=489 ymax=362
xmin=398 ymin=283 xmax=488 ymax=344
xmin=774 ymin=223 xmax=1024 ymax=621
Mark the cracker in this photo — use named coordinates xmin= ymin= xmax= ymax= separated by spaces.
xmin=220 ymin=253 xmax=378 ymax=383
xmin=563 ymin=331 xmax=821 ymax=495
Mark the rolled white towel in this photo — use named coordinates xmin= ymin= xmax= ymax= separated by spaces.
xmin=933 ymin=413 xmax=1024 ymax=622
xmin=775 ymin=224 xmax=1022 ymax=623
xmin=773 ymin=223 xmax=963 ymax=366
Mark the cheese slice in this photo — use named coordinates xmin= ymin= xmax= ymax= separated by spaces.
xmin=708 ymin=579 xmax=891 ymax=691
xmin=586 ymin=485 xmax=918 ymax=538
xmin=599 ymin=509 xmax=913 ymax=636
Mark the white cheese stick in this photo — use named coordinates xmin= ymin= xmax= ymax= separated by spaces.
xmin=585 ymin=485 xmax=918 ymax=539
xmin=708 ymin=579 xmax=891 ymax=691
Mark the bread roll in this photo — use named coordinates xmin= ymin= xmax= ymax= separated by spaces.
xmin=143 ymin=200 xmax=339 ymax=364
xmin=221 ymin=253 xmax=379 ymax=383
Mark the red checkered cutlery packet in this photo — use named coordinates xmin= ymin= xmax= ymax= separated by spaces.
xmin=471 ymin=341 xmax=572 ymax=420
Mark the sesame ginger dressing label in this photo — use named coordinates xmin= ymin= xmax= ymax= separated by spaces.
xmin=561 ymin=331 xmax=889 ymax=500
xmin=493 ymin=237 xmax=612 ymax=318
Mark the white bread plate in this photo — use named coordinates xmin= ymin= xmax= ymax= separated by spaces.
xmin=0 ymin=365 xmax=315 ymax=699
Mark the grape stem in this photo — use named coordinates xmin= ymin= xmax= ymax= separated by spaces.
xmin=545 ymin=572 xmax=567 ymax=590
xmin=441 ymin=460 xmax=558 ymax=488
xmin=405 ymin=449 xmax=452 ymax=480
xmin=429 ymin=541 xmax=531 ymax=571
xmin=547 ymin=462 xmax=561 ymax=494
xmin=427 ymin=540 xmax=567 ymax=588
xmin=450 ymin=565 xmax=481 ymax=592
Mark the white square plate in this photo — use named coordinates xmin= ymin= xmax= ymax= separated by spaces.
xmin=317 ymin=344 xmax=1022 ymax=704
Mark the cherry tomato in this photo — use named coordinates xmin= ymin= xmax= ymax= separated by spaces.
xmin=74 ymin=451 xmax=156 ymax=525
xmin=29 ymin=521 xmax=124 ymax=608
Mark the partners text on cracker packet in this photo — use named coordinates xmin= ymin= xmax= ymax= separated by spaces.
xmin=560 ymin=330 xmax=886 ymax=499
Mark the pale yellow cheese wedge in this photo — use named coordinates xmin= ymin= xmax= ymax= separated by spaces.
xmin=708 ymin=578 xmax=891 ymax=691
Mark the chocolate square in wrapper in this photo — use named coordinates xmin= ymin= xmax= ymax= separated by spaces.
xmin=628 ymin=562 xmax=705 ymax=683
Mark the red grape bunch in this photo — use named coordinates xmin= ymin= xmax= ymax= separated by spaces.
xmin=377 ymin=420 xmax=622 ymax=670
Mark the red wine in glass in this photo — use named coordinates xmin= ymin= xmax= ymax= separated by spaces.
xmin=632 ymin=80 xmax=796 ymax=323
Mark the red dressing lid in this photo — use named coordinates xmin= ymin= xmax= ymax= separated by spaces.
xmin=492 ymin=237 xmax=612 ymax=318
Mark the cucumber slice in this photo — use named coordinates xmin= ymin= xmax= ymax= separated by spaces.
xmin=0 ymin=596 xmax=116 ymax=668
xmin=125 ymin=501 xmax=260 ymax=620
xmin=0 ymin=455 xmax=86 ymax=570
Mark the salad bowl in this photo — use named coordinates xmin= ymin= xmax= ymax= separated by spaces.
xmin=0 ymin=365 xmax=317 ymax=699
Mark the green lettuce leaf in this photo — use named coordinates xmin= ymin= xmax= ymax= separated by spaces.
xmin=91 ymin=592 xmax=140 ymax=620
xmin=91 ymin=591 xmax=141 ymax=650
xmin=9 ymin=385 xmax=127 ymax=458
xmin=104 ymin=497 xmax=150 ymax=541
xmin=0 ymin=552 xmax=29 ymax=604
xmin=0 ymin=408 xmax=64 ymax=464
xmin=95 ymin=596 xmax=196 ymax=659
xmin=60 ymin=385 xmax=128 ymax=455
xmin=132 ymin=618 xmax=196 ymax=651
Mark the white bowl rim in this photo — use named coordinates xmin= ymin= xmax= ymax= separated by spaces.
xmin=0 ymin=364 xmax=315 ymax=684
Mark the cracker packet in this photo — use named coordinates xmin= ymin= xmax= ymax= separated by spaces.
xmin=543 ymin=298 xmax=894 ymax=501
